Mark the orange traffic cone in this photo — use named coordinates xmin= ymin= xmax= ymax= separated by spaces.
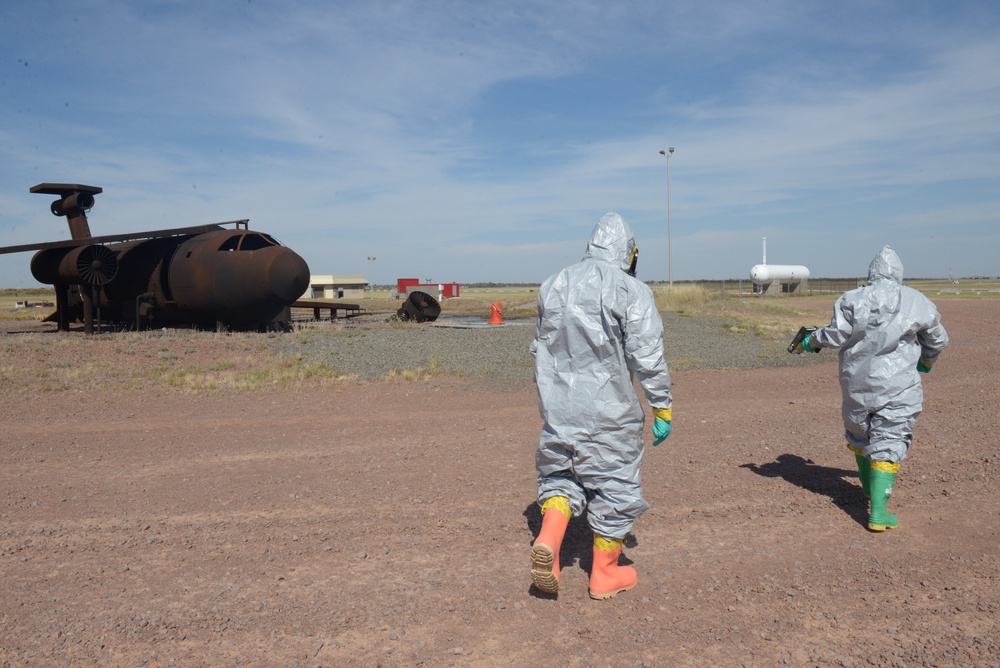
xmin=489 ymin=302 xmax=504 ymax=325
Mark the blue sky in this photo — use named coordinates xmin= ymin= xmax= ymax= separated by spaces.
xmin=1 ymin=1 xmax=998 ymax=288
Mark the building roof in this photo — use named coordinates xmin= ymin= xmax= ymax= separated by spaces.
xmin=309 ymin=274 xmax=369 ymax=285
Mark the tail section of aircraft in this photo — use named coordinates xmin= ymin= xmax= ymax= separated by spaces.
xmin=30 ymin=183 xmax=103 ymax=240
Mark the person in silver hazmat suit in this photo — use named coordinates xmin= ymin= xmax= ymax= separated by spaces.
xmin=793 ymin=245 xmax=948 ymax=531
xmin=529 ymin=212 xmax=673 ymax=600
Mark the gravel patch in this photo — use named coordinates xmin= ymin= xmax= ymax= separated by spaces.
xmin=262 ymin=310 xmax=830 ymax=387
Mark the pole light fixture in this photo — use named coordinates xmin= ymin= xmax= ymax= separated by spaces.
xmin=367 ymin=256 xmax=376 ymax=299
xmin=658 ymin=147 xmax=675 ymax=288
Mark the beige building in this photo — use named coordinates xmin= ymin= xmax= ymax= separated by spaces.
xmin=302 ymin=275 xmax=369 ymax=300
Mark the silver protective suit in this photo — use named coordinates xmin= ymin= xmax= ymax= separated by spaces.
xmin=531 ymin=212 xmax=673 ymax=540
xmin=811 ymin=245 xmax=949 ymax=463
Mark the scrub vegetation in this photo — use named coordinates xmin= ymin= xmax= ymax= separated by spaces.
xmin=0 ymin=288 xmax=56 ymax=322
xmin=1 ymin=281 xmax=995 ymax=393
xmin=653 ymin=284 xmax=816 ymax=337
xmin=652 ymin=283 xmax=716 ymax=313
xmin=912 ymin=277 xmax=1000 ymax=298
xmin=0 ymin=331 xmax=351 ymax=393
xmin=652 ymin=279 xmax=1000 ymax=337
xmin=387 ymin=353 xmax=448 ymax=381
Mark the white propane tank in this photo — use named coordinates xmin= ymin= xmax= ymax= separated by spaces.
xmin=749 ymin=264 xmax=811 ymax=285
xmin=749 ymin=237 xmax=810 ymax=286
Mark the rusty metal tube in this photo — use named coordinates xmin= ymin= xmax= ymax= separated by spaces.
xmin=49 ymin=192 xmax=96 ymax=217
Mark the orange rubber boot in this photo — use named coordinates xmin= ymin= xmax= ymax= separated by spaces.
xmin=588 ymin=536 xmax=637 ymax=600
xmin=530 ymin=497 xmax=571 ymax=593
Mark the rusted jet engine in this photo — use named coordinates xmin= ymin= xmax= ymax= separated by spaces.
xmin=396 ymin=290 xmax=441 ymax=322
xmin=0 ymin=183 xmax=310 ymax=332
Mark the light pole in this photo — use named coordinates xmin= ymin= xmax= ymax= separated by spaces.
xmin=658 ymin=147 xmax=675 ymax=288
xmin=367 ymin=256 xmax=376 ymax=299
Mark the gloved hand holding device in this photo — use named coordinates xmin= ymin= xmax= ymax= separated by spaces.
xmin=788 ymin=326 xmax=820 ymax=354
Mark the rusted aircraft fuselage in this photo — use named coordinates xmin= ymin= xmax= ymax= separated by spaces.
xmin=6 ymin=183 xmax=310 ymax=331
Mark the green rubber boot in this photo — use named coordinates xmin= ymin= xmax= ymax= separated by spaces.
xmin=868 ymin=462 xmax=900 ymax=531
xmin=855 ymin=453 xmax=871 ymax=499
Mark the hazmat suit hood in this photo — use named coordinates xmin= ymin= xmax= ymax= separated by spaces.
xmin=584 ymin=212 xmax=637 ymax=275
xmin=868 ymin=245 xmax=904 ymax=284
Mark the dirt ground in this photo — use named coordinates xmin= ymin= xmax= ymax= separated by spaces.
xmin=1 ymin=299 xmax=998 ymax=667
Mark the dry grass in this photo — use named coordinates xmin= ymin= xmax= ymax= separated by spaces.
xmin=913 ymin=278 xmax=1000 ymax=299
xmin=0 ymin=325 xmax=455 ymax=394
xmin=145 ymin=356 xmax=352 ymax=392
xmin=652 ymin=284 xmax=716 ymax=313
xmin=387 ymin=354 xmax=449 ymax=382
xmin=0 ymin=330 xmax=353 ymax=394
xmin=3 ymin=281 xmax=989 ymax=393
xmin=0 ymin=288 xmax=57 ymax=322
xmin=652 ymin=284 xmax=812 ymax=338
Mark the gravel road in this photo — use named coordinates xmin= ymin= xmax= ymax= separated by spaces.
xmin=2 ymin=299 xmax=996 ymax=668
